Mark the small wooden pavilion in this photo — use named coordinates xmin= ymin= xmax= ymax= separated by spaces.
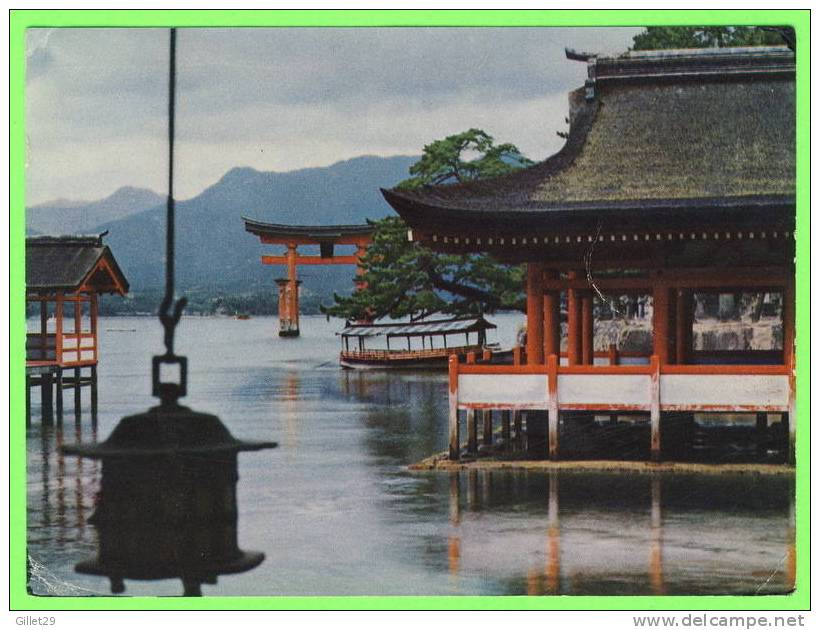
xmin=382 ymin=46 xmax=796 ymax=462
xmin=26 ymin=234 xmax=129 ymax=424
xmin=244 ymin=219 xmax=374 ymax=337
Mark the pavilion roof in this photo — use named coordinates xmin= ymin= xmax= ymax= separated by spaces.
xmin=338 ymin=315 xmax=496 ymax=338
xmin=382 ymin=46 xmax=795 ymax=235
xmin=243 ymin=217 xmax=374 ymax=240
xmin=26 ymin=233 xmax=129 ymax=295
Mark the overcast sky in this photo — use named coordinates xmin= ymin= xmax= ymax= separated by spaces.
xmin=25 ymin=27 xmax=641 ymax=205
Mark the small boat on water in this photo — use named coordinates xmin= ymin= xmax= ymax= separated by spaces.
xmin=337 ymin=315 xmax=507 ymax=369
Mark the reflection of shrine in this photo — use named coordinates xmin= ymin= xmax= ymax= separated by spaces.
xmin=649 ymin=476 xmax=664 ymax=595
xmin=36 ymin=423 xmax=99 ymax=548
xmin=442 ymin=472 xmax=794 ymax=595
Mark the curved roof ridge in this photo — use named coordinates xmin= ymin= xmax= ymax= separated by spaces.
xmin=243 ymin=217 xmax=375 ymax=238
xmin=382 ymin=91 xmax=599 ymax=209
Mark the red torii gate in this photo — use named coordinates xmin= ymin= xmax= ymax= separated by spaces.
xmin=244 ymin=218 xmax=374 ymax=337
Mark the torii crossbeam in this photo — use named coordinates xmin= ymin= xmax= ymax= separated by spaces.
xmin=244 ymin=218 xmax=374 ymax=337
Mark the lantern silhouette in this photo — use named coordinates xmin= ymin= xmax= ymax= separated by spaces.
xmin=61 ymin=28 xmax=276 ymax=596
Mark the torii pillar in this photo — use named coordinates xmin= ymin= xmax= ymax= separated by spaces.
xmin=243 ymin=219 xmax=374 ymax=338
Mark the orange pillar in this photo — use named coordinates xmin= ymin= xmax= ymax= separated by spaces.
xmin=543 ymin=270 xmax=560 ymax=359
xmin=279 ymin=243 xmax=300 ymax=337
xmin=675 ymin=289 xmax=692 ymax=365
xmin=653 ymin=284 xmax=670 ymax=365
xmin=581 ymin=292 xmax=594 ymax=365
xmin=567 ymin=271 xmax=582 ymax=366
xmin=526 ymin=263 xmax=544 ymax=365
xmin=89 ymin=293 xmax=98 ymax=363
xmin=55 ymin=292 xmax=64 ymax=364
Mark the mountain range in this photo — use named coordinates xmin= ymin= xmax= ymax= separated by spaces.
xmin=26 ymin=155 xmax=418 ymax=299
xmin=26 ymin=186 xmax=165 ymax=235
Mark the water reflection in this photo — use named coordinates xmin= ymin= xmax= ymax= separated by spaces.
xmin=433 ymin=470 xmax=793 ymax=595
xmin=32 ymin=423 xmax=99 ymax=549
xmin=26 ymin=316 xmax=797 ymax=597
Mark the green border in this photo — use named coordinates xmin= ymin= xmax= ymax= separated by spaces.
xmin=9 ymin=9 xmax=810 ymax=611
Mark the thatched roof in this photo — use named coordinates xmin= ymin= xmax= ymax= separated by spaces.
xmin=382 ymin=46 xmax=795 ymax=236
xmin=26 ymin=234 xmax=129 ymax=294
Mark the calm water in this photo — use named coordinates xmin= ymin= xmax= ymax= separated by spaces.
xmin=26 ymin=315 xmax=794 ymax=597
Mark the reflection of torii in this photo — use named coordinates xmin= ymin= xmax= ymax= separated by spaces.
xmin=244 ymin=218 xmax=374 ymax=337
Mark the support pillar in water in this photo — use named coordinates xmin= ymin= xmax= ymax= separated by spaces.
xmin=482 ymin=410 xmax=492 ymax=447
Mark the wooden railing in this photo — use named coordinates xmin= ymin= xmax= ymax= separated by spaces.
xmin=25 ymin=331 xmax=97 ymax=367
xmin=448 ymin=352 xmax=794 ymax=461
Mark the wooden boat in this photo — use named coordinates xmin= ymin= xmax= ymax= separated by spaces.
xmin=337 ymin=316 xmax=501 ymax=369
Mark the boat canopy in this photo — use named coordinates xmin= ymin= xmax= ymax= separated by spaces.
xmin=338 ymin=316 xmax=496 ymax=338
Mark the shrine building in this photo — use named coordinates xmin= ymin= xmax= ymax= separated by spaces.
xmin=26 ymin=233 xmax=130 ymax=424
xmin=381 ymin=46 xmax=796 ymax=463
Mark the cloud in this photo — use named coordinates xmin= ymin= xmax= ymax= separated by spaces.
xmin=25 ymin=26 xmax=641 ymax=204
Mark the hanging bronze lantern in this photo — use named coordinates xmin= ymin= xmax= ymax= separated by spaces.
xmin=63 ymin=401 xmax=275 ymax=596
xmin=61 ymin=28 xmax=276 ymax=596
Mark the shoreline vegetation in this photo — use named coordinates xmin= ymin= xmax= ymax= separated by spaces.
xmin=96 ymin=289 xmax=333 ymax=317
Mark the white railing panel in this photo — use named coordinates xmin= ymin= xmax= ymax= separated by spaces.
xmin=458 ymin=374 xmax=547 ymax=407
xmin=558 ymin=374 xmax=650 ymax=408
xmin=660 ymin=374 xmax=790 ymax=411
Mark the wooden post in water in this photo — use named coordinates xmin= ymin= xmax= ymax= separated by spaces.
xmin=756 ymin=412 xmax=768 ymax=459
xmin=501 ymin=410 xmax=511 ymax=448
xmin=55 ymin=368 xmax=63 ymax=424
xmin=41 ymin=372 xmax=53 ymax=425
xmin=448 ymin=355 xmax=459 ymax=460
xmin=514 ymin=410 xmax=523 ymax=448
xmin=74 ymin=367 xmax=82 ymax=421
xmin=90 ymin=364 xmax=98 ymax=428
xmin=467 ymin=409 xmax=477 ymax=455
xmin=482 ymin=410 xmax=492 ymax=447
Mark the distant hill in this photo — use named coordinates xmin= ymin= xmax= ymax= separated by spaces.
xmin=26 ymin=186 xmax=165 ymax=235
xmin=90 ymin=155 xmax=418 ymax=299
